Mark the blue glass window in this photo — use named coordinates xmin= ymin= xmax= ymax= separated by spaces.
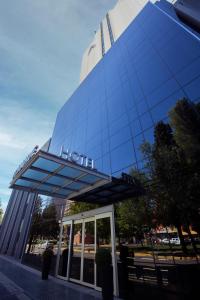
xmin=137 ymin=54 xmax=171 ymax=95
xmin=94 ymin=157 xmax=103 ymax=172
xmin=130 ymin=119 xmax=142 ymax=137
xmin=111 ymin=140 xmax=135 ymax=172
xmin=147 ymin=78 xmax=180 ymax=108
xmin=81 ymin=174 xmax=101 ymax=184
xmin=102 ymin=153 xmax=111 ymax=174
xmin=140 ymin=112 xmax=154 ymax=131
xmin=122 ymin=82 xmax=135 ymax=110
xmin=23 ymin=169 xmax=47 ymax=181
xmin=158 ymin=30 xmax=200 ymax=74
xmin=109 ymin=113 xmax=129 ymax=136
xmin=67 ymin=182 xmax=87 ymax=190
xmin=143 ymin=128 xmax=155 ymax=145
xmin=15 ymin=179 xmax=35 ymax=188
xmin=110 ymin=126 xmax=131 ymax=150
xmin=151 ymin=90 xmax=186 ymax=123
xmin=137 ymin=99 xmax=148 ymax=116
xmin=57 ymin=189 xmax=71 ymax=196
xmin=128 ymin=106 xmax=138 ymax=123
xmin=102 ymin=138 xmax=110 ymax=155
xmin=38 ymin=184 xmax=54 ymax=192
xmin=58 ymin=167 xmax=83 ymax=178
xmin=133 ymin=134 xmax=145 ymax=162
xmin=32 ymin=158 xmax=61 ymax=172
xmin=176 ymin=57 xmax=200 ymax=86
xmin=46 ymin=176 xmax=70 ymax=186
xmin=184 ymin=75 xmax=200 ymax=102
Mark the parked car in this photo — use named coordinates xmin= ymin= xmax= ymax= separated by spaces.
xmin=161 ymin=237 xmax=180 ymax=245
xmin=170 ymin=238 xmax=180 ymax=245
xmin=40 ymin=240 xmax=48 ymax=249
xmin=161 ymin=238 xmax=170 ymax=244
xmin=184 ymin=237 xmax=191 ymax=244
xmin=40 ymin=240 xmax=57 ymax=249
xmin=194 ymin=237 xmax=200 ymax=244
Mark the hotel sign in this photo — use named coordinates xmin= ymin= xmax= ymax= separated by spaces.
xmin=60 ymin=146 xmax=95 ymax=170
xmin=13 ymin=145 xmax=95 ymax=180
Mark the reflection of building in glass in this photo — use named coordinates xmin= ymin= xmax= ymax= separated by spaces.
xmin=0 ymin=0 xmax=200 ymax=263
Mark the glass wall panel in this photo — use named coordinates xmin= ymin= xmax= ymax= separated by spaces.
xmin=96 ymin=217 xmax=112 ymax=287
xmin=83 ymin=220 xmax=95 ymax=284
xmin=57 ymin=223 xmax=71 ymax=277
xmin=110 ymin=141 xmax=135 ymax=172
xmin=184 ymin=75 xmax=200 ymax=102
xmin=70 ymin=222 xmax=82 ymax=281
xmin=49 ymin=3 xmax=200 ymax=172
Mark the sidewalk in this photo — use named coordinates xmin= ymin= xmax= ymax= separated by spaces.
xmin=0 ymin=255 xmax=117 ymax=300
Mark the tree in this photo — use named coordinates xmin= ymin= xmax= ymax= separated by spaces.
xmin=115 ymin=169 xmax=153 ymax=244
xmin=27 ymin=196 xmax=43 ymax=253
xmin=142 ymin=121 xmax=191 ymax=253
xmin=169 ymin=99 xmax=200 ymax=164
xmin=41 ymin=202 xmax=59 ymax=240
xmin=169 ymin=99 xmax=200 ymax=248
xmin=67 ymin=202 xmax=99 ymax=216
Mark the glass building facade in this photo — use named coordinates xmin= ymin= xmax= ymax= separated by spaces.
xmin=49 ymin=1 xmax=200 ymax=178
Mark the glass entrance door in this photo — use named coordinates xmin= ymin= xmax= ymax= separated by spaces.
xmin=70 ymin=220 xmax=83 ymax=281
xmin=56 ymin=205 xmax=118 ymax=295
xmin=83 ymin=218 xmax=95 ymax=285
xmin=96 ymin=214 xmax=112 ymax=289
xmin=69 ymin=217 xmax=95 ymax=287
xmin=57 ymin=221 xmax=72 ymax=279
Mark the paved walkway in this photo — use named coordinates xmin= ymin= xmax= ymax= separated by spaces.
xmin=0 ymin=255 xmax=117 ymax=300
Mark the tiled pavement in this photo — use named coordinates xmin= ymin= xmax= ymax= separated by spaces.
xmin=0 ymin=255 xmax=119 ymax=300
xmin=0 ymin=270 xmax=30 ymax=300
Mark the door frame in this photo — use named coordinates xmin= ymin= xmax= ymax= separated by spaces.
xmin=69 ymin=217 xmax=95 ymax=288
xmin=55 ymin=204 xmax=119 ymax=296
xmin=55 ymin=219 xmax=72 ymax=280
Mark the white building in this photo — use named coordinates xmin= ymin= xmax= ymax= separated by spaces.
xmin=80 ymin=0 xmax=149 ymax=82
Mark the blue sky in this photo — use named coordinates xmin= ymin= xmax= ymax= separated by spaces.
xmin=0 ymin=0 xmax=117 ymax=211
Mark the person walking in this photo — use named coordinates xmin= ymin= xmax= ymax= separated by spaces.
xmin=41 ymin=245 xmax=54 ymax=280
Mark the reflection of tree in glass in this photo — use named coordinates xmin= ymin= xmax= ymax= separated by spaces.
xmin=85 ymin=222 xmax=94 ymax=244
xmin=97 ymin=218 xmax=111 ymax=248
xmin=140 ymin=99 xmax=200 ymax=255
xmin=62 ymin=225 xmax=71 ymax=247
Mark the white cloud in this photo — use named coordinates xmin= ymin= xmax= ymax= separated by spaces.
xmin=0 ymin=132 xmax=26 ymax=149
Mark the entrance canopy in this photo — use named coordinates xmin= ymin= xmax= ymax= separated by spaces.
xmin=10 ymin=150 xmax=110 ymax=200
xmin=72 ymin=175 xmax=145 ymax=204
xmin=10 ymin=150 xmax=144 ymax=203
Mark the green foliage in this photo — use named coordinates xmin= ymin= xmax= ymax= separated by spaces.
xmin=41 ymin=202 xmax=59 ymax=239
xmin=28 ymin=197 xmax=59 ymax=247
xmin=169 ymin=98 xmax=200 ymax=163
xmin=169 ymin=99 xmax=200 ymax=227
xmin=29 ymin=196 xmax=43 ymax=238
xmin=67 ymin=202 xmax=99 ymax=216
xmin=140 ymin=99 xmax=200 ymax=253
xmin=151 ymin=122 xmax=189 ymax=226
xmin=115 ymin=169 xmax=153 ymax=241
xmin=95 ymin=248 xmax=112 ymax=266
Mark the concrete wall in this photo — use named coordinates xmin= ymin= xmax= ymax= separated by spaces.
xmin=80 ymin=0 xmax=148 ymax=82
